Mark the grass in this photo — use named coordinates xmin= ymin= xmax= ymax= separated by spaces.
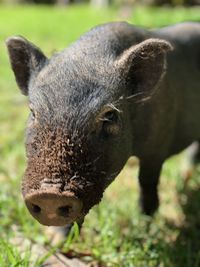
xmin=0 ymin=4 xmax=200 ymax=266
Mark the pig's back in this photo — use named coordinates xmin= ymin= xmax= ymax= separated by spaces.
xmin=154 ymin=22 xmax=200 ymax=75
xmin=154 ymin=22 xmax=200 ymax=44
xmin=155 ymin=22 xmax=200 ymax=154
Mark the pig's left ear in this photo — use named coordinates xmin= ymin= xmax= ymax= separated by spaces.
xmin=6 ymin=36 xmax=47 ymax=95
xmin=115 ymin=38 xmax=173 ymax=100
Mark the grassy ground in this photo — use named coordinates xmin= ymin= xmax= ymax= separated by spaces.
xmin=0 ymin=4 xmax=200 ymax=267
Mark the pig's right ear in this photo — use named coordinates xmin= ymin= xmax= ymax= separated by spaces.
xmin=6 ymin=36 xmax=47 ymax=95
xmin=114 ymin=38 xmax=173 ymax=101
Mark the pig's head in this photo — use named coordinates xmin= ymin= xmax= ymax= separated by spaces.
xmin=6 ymin=35 xmax=172 ymax=226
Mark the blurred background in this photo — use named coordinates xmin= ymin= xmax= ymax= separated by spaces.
xmin=0 ymin=0 xmax=200 ymax=9
xmin=0 ymin=0 xmax=200 ymax=266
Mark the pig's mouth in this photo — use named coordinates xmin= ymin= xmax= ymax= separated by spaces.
xmin=24 ymin=188 xmax=83 ymax=226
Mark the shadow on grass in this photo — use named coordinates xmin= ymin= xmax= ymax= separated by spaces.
xmin=164 ymin=168 xmax=200 ymax=267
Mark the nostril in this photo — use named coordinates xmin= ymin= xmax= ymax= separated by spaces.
xmin=25 ymin=191 xmax=82 ymax=226
xmin=57 ymin=205 xmax=72 ymax=217
xmin=31 ymin=204 xmax=41 ymax=214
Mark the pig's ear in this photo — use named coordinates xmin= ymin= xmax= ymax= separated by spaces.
xmin=115 ymin=38 xmax=173 ymax=101
xmin=6 ymin=36 xmax=47 ymax=95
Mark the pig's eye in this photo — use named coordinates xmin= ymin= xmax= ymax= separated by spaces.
xmin=104 ymin=110 xmax=118 ymax=123
xmin=30 ymin=109 xmax=35 ymax=119
xmin=101 ymin=110 xmax=120 ymax=137
xmin=29 ymin=105 xmax=36 ymax=120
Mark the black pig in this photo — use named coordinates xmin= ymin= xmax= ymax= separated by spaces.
xmin=6 ymin=22 xmax=200 ymax=227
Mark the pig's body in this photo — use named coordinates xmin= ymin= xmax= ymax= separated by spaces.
xmin=153 ymin=23 xmax=200 ymax=156
xmin=6 ymin=22 xmax=200 ymax=226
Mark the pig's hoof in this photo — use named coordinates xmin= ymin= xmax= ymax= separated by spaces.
xmin=139 ymin=192 xmax=159 ymax=216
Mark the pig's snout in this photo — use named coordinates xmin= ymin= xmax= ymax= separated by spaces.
xmin=25 ymin=190 xmax=83 ymax=226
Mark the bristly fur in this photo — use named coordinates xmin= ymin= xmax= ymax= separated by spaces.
xmin=23 ymin=124 xmax=106 ymax=214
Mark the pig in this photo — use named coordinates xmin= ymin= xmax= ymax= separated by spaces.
xmin=6 ymin=21 xmax=200 ymax=228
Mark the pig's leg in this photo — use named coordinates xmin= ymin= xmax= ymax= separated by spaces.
xmin=183 ymin=141 xmax=200 ymax=170
xmin=180 ymin=141 xmax=200 ymax=187
xmin=138 ymin=160 xmax=163 ymax=215
xmin=185 ymin=141 xmax=200 ymax=165
xmin=194 ymin=140 xmax=200 ymax=164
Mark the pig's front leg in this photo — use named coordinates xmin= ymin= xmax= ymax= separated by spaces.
xmin=194 ymin=140 xmax=200 ymax=164
xmin=138 ymin=160 xmax=163 ymax=216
